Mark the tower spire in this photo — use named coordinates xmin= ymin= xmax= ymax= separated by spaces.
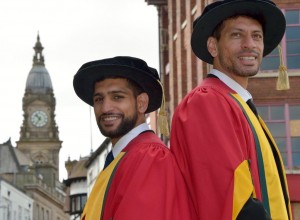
xmin=33 ymin=32 xmax=45 ymax=66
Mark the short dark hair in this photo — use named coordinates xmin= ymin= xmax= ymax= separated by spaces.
xmin=125 ymin=78 xmax=144 ymax=97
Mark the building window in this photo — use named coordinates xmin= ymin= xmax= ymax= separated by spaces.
xmin=36 ymin=204 xmax=39 ymax=220
xmin=88 ymin=170 xmax=94 ymax=183
xmin=261 ymin=9 xmax=300 ymax=71
xmin=257 ymin=104 xmax=300 ymax=169
xmin=41 ymin=207 xmax=44 ymax=220
xmin=46 ymin=210 xmax=49 ymax=220
xmin=18 ymin=206 xmax=22 ymax=220
xmin=70 ymin=194 xmax=87 ymax=215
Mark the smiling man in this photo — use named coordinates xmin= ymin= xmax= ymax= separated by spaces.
xmin=73 ymin=56 xmax=197 ymax=220
xmin=170 ymin=0 xmax=292 ymax=219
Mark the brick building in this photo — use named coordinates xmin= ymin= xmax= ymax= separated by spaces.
xmin=145 ymin=0 xmax=300 ymax=219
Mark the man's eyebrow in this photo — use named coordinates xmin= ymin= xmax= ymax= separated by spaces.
xmin=230 ymin=27 xmax=263 ymax=33
xmin=93 ymin=90 xmax=128 ymax=97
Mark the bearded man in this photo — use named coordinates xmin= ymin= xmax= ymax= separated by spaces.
xmin=73 ymin=56 xmax=197 ymax=220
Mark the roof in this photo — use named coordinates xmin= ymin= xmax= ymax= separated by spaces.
xmin=25 ymin=34 xmax=53 ymax=93
xmin=64 ymin=157 xmax=88 ymax=186
xmin=0 ymin=139 xmax=21 ymax=173
xmin=14 ymin=148 xmax=32 ymax=167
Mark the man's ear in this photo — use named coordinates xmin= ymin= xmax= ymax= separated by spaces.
xmin=207 ymin=36 xmax=218 ymax=58
xmin=137 ymin=93 xmax=149 ymax=114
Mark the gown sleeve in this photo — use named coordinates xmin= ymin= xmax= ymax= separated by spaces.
xmin=102 ymin=142 xmax=198 ymax=220
xmin=170 ymin=87 xmax=258 ymax=219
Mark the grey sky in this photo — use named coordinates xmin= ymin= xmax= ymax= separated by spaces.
xmin=0 ymin=0 xmax=159 ymax=180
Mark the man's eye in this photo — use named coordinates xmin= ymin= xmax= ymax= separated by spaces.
xmin=113 ymin=95 xmax=123 ymax=100
xmin=94 ymin=97 xmax=103 ymax=103
xmin=231 ymin=32 xmax=241 ymax=38
xmin=253 ymin=34 xmax=263 ymax=40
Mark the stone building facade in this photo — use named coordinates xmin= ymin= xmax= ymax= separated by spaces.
xmin=0 ymin=35 xmax=69 ymax=220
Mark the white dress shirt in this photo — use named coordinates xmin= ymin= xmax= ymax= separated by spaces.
xmin=210 ymin=69 xmax=253 ymax=102
xmin=111 ymin=123 xmax=150 ymax=158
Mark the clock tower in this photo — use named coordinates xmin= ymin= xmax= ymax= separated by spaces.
xmin=16 ymin=34 xmax=62 ymax=188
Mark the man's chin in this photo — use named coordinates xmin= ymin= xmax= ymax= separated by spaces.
xmin=100 ymin=127 xmax=127 ymax=139
xmin=98 ymin=114 xmax=138 ymax=139
xmin=100 ymin=129 xmax=118 ymax=138
xmin=238 ymin=68 xmax=259 ymax=77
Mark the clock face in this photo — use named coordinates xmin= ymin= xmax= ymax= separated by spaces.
xmin=31 ymin=110 xmax=48 ymax=127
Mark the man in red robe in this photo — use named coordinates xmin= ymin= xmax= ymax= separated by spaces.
xmin=171 ymin=0 xmax=292 ymax=219
xmin=73 ymin=56 xmax=197 ymax=220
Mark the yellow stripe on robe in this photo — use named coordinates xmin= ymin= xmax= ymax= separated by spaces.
xmin=232 ymin=94 xmax=290 ymax=220
xmin=81 ymin=152 xmax=126 ymax=220
xmin=232 ymin=160 xmax=255 ymax=220
xmin=259 ymin=119 xmax=293 ymax=219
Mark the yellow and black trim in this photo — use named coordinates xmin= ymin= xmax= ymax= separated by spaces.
xmin=81 ymin=152 xmax=126 ymax=220
xmin=230 ymin=93 xmax=291 ymax=220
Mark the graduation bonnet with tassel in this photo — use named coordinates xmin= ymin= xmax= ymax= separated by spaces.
xmin=276 ymin=45 xmax=290 ymax=90
xmin=157 ymin=80 xmax=169 ymax=137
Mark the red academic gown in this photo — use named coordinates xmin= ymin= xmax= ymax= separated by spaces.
xmin=81 ymin=131 xmax=197 ymax=220
xmin=171 ymin=78 xmax=292 ymax=220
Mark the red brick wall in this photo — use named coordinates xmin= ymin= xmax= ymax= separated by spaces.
xmin=287 ymin=174 xmax=300 ymax=202
xmin=248 ymin=76 xmax=300 ymax=104
xmin=153 ymin=0 xmax=300 ymax=218
xmin=161 ymin=0 xmax=300 ymax=115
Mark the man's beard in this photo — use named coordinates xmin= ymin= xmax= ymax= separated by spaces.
xmin=219 ymin=50 xmax=260 ymax=77
xmin=98 ymin=111 xmax=138 ymax=139
xmin=225 ymin=63 xmax=259 ymax=77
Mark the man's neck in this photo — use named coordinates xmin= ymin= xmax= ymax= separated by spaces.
xmin=110 ymin=123 xmax=150 ymax=157
xmin=210 ymin=69 xmax=252 ymax=102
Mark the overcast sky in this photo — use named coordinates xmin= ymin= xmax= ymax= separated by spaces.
xmin=0 ymin=0 xmax=159 ymax=181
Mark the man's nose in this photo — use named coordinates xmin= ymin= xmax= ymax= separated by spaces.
xmin=101 ymin=98 xmax=113 ymax=112
xmin=242 ymin=35 xmax=257 ymax=49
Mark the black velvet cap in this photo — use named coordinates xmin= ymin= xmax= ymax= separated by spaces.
xmin=191 ymin=0 xmax=286 ymax=64
xmin=73 ymin=56 xmax=162 ymax=113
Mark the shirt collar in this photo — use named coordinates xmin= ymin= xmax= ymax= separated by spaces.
xmin=210 ymin=69 xmax=252 ymax=102
xmin=112 ymin=123 xmax=149 ymax=157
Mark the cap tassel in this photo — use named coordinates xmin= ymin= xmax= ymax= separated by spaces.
xmin=276 ymin=45 xmax=290 ymax=90
xmin=157 ymin=80 xmax=169 ymax=137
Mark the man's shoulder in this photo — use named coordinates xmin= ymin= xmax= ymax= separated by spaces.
xmin=126 ymin=131 xmax=168 ymax=151
xmin=173 ymin=78 xmax=240 ymax=120
xmin=178 ymin=79 xmax=232 ymax=106
xmin=121 ymin=132 xmax=172 ymax=165
xmin=194 ymin=78 xmax=233 ymax=96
